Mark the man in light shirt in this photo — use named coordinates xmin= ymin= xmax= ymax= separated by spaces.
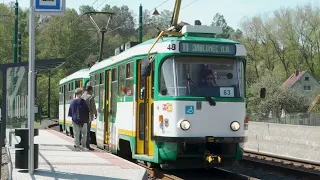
xmin=81 ymin=86 xmax=97 ymax=150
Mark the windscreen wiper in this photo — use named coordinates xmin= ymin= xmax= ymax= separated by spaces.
xmin=186 ymin=75 xmax=216 ymax=106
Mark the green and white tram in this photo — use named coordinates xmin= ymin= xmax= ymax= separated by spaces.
xmin=86 ymin=24 xmax=249 ymax=168
xmin=58 ymin=68 xmax=90 ymax=135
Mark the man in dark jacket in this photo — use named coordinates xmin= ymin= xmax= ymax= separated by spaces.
xmin=81 ymin=86 xmax=97 ymax=150
xmin=68 ymin=88 xmax=89 ymax=151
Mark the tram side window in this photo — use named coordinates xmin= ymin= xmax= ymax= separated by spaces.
xmin=99 ymin=72 xmax=104 ymax=113
xmin=84 ymin=79 xmax=89 ymax=87
xmin=62 ymin=86 xmax=65 ymax=102
xmin=64 ymin=84 xmax=68 ymax=102
xmin=61 ymin=86 xmax=64 ymax=103
xmin=60 ymin=86 xmax=64 ymax=103
xmin=75 ymin=80 xmax=81 ymax=89
xmin=111 ymin=68 xmax=117 ymax=118
xmin=71 ymin=82 xmax=74 ymax=97
xmin=94 ymin=74 xmax=100 ymax=98
xmin=71 ymin=82 xmax=75 ymax=98
xmin=139 ymin=61 xmax=146 ymax=100
xmin=59 ymin=86 xmax=62 ymax=104
xmin=125 ymin=62 xmax=133 ymax=96
xmin=68 ymin=83 xmax=71 ymax=100
xmin=118 ymin=64 xmax=126 ymax=97
xmin=90 ymin=75 xmax=94 ymax=86
xmin=72 ymin=82 xmax=74 ymax=97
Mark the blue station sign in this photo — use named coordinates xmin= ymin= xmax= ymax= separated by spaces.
xmin=35 ymin=0 xmax=65 ymax=15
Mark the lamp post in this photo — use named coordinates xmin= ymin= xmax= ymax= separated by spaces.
xmin=138 ymin=4 xmax=143 ymax=43
xmin=14 ymin=0 xmax=18 ymax=63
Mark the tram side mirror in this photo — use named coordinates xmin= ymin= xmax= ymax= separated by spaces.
xmin=141 ymin=58 xmax=150 ymax=77
xmin=260 ymin=88 xmax=266 ymax=98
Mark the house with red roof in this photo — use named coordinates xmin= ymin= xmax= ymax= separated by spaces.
xmin=281 ymin=70 xmax=320 ymax=94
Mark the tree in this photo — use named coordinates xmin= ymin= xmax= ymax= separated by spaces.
xmin=239 ymin=3 xmax=320 ymax=83
xmin=239 ymin=17 xmax=263 ymax=80
xmin=151 ymin=10 xmax=172 ymax=30
xmin=37 ymin=9 xmax=93 ymax=73
xmin=247 ymin=74 xmax=310 ymax=121
xmin=0 ymin=4 xmax=15 ymax=63
xmin=79 ymin=5 xmax=96 ymax=14
xmin=35 ymin=8 xmax=95 ymax=115
xmin=231 ymin=29 xmax=243 ymax=41
xmin=211 ymin=13 xmax=234 ymax=39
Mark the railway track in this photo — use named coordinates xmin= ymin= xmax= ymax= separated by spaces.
xmin=137 ymin=163 xmax=259 ymax=180
xmin=137 ymin=163 xmax=183 ymax=180
xmin=243 ymin=152 xmax=320 ymax=172
xmin=242 ymin=152 xmax=320 ymax=178
xmin=135 ymin=151 xmax=320 ymax=180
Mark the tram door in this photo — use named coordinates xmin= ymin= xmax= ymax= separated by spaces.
xmin=104 ymin=70 xmax=111 ymax=148
xmin=136 ymin=59 xmax=154 ymax=156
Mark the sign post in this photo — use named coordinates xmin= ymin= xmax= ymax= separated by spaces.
xmin=28 ymin=0 xmax=65 ymax=175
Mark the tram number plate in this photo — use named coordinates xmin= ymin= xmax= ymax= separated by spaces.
xmin=220 ymin=87 xmax=234 ymax=97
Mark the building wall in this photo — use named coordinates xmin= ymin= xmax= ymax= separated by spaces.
xmin=291 ymin=72 xmax=320 ymax=94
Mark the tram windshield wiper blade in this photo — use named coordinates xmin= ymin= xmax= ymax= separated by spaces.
xmin=186 ymin=77 xmax=216 ymax=106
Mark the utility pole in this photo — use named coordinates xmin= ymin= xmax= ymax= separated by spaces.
xmin=98 ymin=27 xmax=106 ymax=61
xmin=138 ymin=4 xmax=143 ymax=43
xmin=11 ymin=0 xmax=19 ymax=129
xmin=84 ymin=11 xmax=114 ymax=62
xmin=14 ymin=0 xmax=18 ymax=63
xmin=48 ymin=70 xmax=51 ymax=119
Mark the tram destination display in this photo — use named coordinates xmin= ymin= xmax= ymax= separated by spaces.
xmin=179 ymin=42 xmax=236 ymax=55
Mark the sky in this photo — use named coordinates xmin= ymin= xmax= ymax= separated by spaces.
xmin=11 ymin=0 xmax=320 ymax=29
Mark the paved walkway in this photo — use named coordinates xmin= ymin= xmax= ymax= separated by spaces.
xmin=6 ymin=129 xmax=148 ymax=180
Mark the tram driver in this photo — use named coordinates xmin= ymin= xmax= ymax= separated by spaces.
xmin=199 ymin=70 xmax=220 ymax=97
xmin=204 ymin=72 xmax=218 ymax=87
xmin=199 ymin=69 xmax=218 ymax=87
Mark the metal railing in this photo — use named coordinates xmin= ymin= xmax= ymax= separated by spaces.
xmin=248 ymin=113 xmax=320 ymax=126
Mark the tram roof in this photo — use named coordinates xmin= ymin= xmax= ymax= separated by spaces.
xmin=59 ymin=68 xmax=89 ymax=85
xmin=140 ymin=36 xmax=240 ymax=46
xmin=89 ymin=36 xmax=245 ymax=74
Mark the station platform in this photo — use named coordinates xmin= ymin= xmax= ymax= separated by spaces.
xmin=6 ymin=128 xmax=148 ymax=180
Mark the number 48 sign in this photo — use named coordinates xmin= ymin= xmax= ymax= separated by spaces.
xmin=35 ymin=0 xmax=66 ymax=16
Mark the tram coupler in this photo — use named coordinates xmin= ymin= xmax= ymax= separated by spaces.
xmin=204 ymin=151 xmax=221 ymax=167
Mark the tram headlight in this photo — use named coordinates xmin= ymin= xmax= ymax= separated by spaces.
xmin=230 ymin=121 xmax=240 ymax=131
xmin=180 ymin=120 xmax=191 ymax=131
